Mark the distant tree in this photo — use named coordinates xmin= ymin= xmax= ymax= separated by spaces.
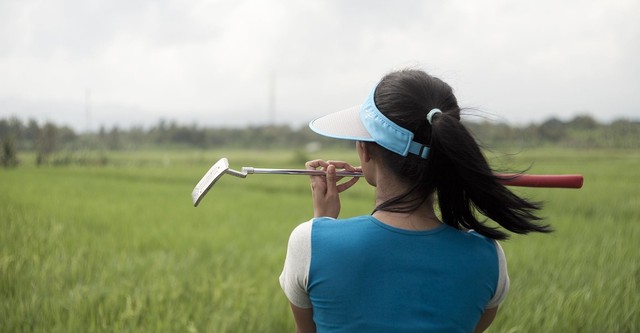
xmin=57 ymin=125 xmax=76 ymax=149
xmin=107 ymin=126 xmax=121 ymax=150
xmin=0 ymin=117 xmax=23 ymax=141
xmin=188 ymin=124 xmax=206 ymax=147
xmin=1 ymin=136 xmax=19 ymax=167
xmin=127 ymin=126 xmax=147 ymax=149
xmin=538 ymin=118 xmax=567 ymax=142
xmin=36 ymin=122 xmax=58 ymax=165
xmin=7 ymin=117 xmax=24 ymax=137
xmin=607 ymin=119 xmax=640 ymax=148
xmin=568 ymin=115 xmax=598 ymax=130
xmin=24 ymin=119 xmax=40 ymax=149
xmin=0 ymin=119 xmax=8 ymax=140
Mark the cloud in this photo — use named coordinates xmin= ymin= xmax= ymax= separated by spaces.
xmin=0 ymin=0 xmax=638 ymax=131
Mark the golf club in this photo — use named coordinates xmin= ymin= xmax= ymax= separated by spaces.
xmin=192 ymin=158 xmax=584 ymax=207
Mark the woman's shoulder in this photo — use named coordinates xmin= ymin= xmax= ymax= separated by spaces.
xmin=290 ymin=215 xmax=370 ymax=241
xmin=439 ymin=226 xmax=501 ymax=254
xmin=312 ymin=215 xmax=370 ymax=224
xmin=311 ymin=215 xmax=372 ymax=230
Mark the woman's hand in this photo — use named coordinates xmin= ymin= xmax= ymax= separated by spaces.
xmin=305 ymin=159 xmax=360 ymax=218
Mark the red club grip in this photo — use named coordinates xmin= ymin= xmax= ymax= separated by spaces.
xmin=496 ymin=174 xmax=584 ymax=189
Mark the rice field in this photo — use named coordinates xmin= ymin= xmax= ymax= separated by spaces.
xmin=1 ymin=148 xmax=638 ymax=332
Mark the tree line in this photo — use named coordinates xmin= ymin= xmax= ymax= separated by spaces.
xmin=464 ymin=115 xmax=639 ymax=149
xmin=1 ymin=114 xmax=638 ymax=167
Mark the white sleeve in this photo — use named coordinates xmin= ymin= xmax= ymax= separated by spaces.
xmin=279 ymin=220 xmax=313 ymax=308
xmin=486 ymin=240 xmax=510 ymax=309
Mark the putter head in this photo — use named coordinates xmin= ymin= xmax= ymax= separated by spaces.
xmin=192 ymin=158 xmax=230 ymax=207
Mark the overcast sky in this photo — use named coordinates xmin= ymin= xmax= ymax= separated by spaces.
xmin=1 ymin=0 xmax=638 ymax=131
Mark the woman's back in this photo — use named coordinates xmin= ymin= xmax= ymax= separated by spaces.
xmin=281 ymin=216 xmax=508 ymax=333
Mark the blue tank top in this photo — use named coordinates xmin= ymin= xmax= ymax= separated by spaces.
xmin=308 ymin=216 xmax=499 ymax=333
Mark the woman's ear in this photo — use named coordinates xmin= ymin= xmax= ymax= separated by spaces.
xmin=357 ymin=141 xmax=377 ymax=187
xmin=357 ymin=141 xmax=372 ymax=162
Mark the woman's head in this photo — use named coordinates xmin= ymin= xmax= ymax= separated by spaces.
xmin=374 ymin=69 xmax=460 ymax=138
xmin=310 ymin=68 xmax=551 ymax=239
xmin=367 ymin=70 xmax=460 ymax=199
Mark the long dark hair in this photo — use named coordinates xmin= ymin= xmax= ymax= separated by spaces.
xmin=370 ymin=69 xmax=551 ymax=240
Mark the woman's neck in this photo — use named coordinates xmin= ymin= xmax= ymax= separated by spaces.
xmin=372 ymin=197 xmax=442 ymax=231
xmin=369 ymin=160 xmax=441 ymax=231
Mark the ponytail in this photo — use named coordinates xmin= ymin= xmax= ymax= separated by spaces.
xmin=428 ymin=111 xmax=551 ymax=240
xmin=371 ymin=69 xmax=551 ymax=240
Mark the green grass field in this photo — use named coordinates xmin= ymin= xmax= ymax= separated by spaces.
xmin=1 ymin=148 xmax=638 ymax=332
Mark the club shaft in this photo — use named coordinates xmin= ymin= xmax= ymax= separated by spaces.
xmin=246 ymin=168 xmax=583 ymax=188
xmin=247 ymin=167 xmax=363 ymax=177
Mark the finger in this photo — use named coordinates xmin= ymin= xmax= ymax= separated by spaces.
xmin=305 ymin=159 xmax=329 ymax=170
xmin=342 ymin=163 xmax=357 ymax=172
xmin=306 ymin=160 xmax=328 ymax=193
xmin=325 ymin=164 xmax=338 ymax=195
xmin=305 ymin=160 xmax=316 ymax=170
xmin=337 ymin=176 xmax=359 ymax=193
xmin=306 ymin=160 xmax=329 ymax=185
xmin=326 ymin=161 xmax=357 ymax=182
xmin=310 ymin=175 xmax=327 ymax=199
xmin=326 ymin=160 xmax=355 ymax=170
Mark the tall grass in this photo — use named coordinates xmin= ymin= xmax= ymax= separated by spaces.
xmin=489 ymin=149 xmax=639 ymax=332
xmin=1 ymin=148 xmax=638 ymax=332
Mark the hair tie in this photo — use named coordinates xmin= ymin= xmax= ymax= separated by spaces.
xmin=426 ymin=108 xmax=442 ymax=125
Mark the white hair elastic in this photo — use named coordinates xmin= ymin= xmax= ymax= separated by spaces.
xmin=426 ymin=109 xmax=442 ymax=125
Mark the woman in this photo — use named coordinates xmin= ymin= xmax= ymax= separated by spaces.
xmin=279 ymin=69 xmax=551 ymax=333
